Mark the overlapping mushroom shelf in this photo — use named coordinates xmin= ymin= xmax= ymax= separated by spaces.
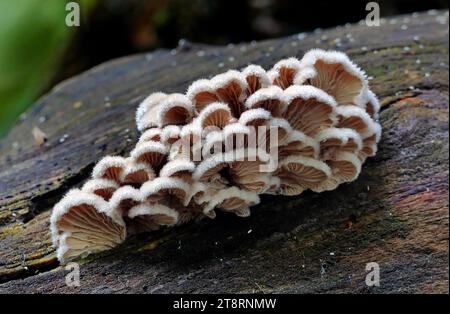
xmin=51 ymin=49 xmax=381 ymax=262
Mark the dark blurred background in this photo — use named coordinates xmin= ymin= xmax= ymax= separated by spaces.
xmin=0 ymin=0 xmax=448 ymax=137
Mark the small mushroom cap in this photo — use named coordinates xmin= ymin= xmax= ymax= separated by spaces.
xmin=358 ymin=122 xmax=382 ymax=161
xmin=186 ymin=181 xmax=208 ymax=205
xmin=335 ymin=105 xmax=380 ymax=138
xmin=138 ymin=128 xmax=164 ymax=144
xmin=266 ymin=117 xmax=293 ymax=146
xmin=194 ymin=179 xmax=228 ymax=205
xmin=269 ymin=57 xmax=302 ymax=89
xmin=50 ymin=189 xmax=126 ymax=262
xmin=210 ymin=70 xmax=248 ymax=117
xmin=309 ymin=152 xmax=362 ymax=192
xmin=358 ymin=137 xmax=377 ymax=162
xmin=223 ymin=122 xmax=251 ymax=138
xmin=186 ymin=78 xmax=220 ymax=113
xmin=229 ymin=148 xmax=270 ymax=172
xmin=277 ymin=155 xmax=332 ymax=194
xmin=195 ymin=102 xmax=234 ymax=129
xmin=136 ymin=92 xmax=168 ymax=132
xmin=193 ymin=153 xmax=229 ymax=182
xmin=159 ymin=159 xmax=196 ymax=179
xmin=202 ymin=186 xmax=260 ymax=216
xmin=295 ymin=49 xmax=367 ymax=105
xmin=130 ymin=141 xmax=168 ymax=171
xmin=308 ymin=177 xmax=340 ymax=193
xmin=233 ymin=173 xmax=271 ymax=193
xmin=315 ymin=127 xmax=363 ymax=160
xmin=140 ymin=177 xmax=190 ymax=204
xmin=241 ymin=64 xmax=271 ymax=94
xmin=245 ymin=86 xmax=286 ymax=116
xmin=202 ymin=130 xmax=225 ymax=158
xmin=157 ymin=93 xmax=194 ymax=127
xmin=328 ymin=151 xmax=362 ymax=183
xmin=127 ymin=203 xmax=179 ymax=231
xmin=161 ymin=125 xmax=182 ymax=144
xmin=228 ymin=148 xmax=272 ymax=192
xmin=356 ymin=88 xmax=380 ymax=119
xmin=239 ymin=108 xmax=272 ymax=127
xmin=109 ymin=185 xmax=143 ymax=216
xmin=316 ymin=127 xmax=363 ymax=149
xmin=277 ymin=173 xmax=306 ymax=195
xmin=120 ymin=159 xmax=155 ymax=186
xmin=211 ymin=69 xmax=248 ymax=91
xmin=369 ymin=121 xmax=382 ymax=143
xmin=279 ymin=130 xmax=319 ymax=159
xmin=81 ymin=178 xmax=119 ymax=201
xmin=223 ymin=123 xmax=250 ymax=151
xmin=180 ymin=122 xmax=203 ymax=143
xmin=283 ymin=85 xmax=337 ymax=136
xmin=92 ymin=156 xmax=127 ymax=182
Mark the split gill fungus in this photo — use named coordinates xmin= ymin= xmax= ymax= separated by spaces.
xmin=51 ymin=49 xmax=381 ymax=262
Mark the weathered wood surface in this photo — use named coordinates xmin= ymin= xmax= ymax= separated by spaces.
xmin=0 ymin=11 xmax=448 ymax=293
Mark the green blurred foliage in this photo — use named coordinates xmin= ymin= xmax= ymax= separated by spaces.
xmin=0 ymin=0 xmax=95 ymax=137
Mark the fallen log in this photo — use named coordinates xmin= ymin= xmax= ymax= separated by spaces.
xmin=0 ymin=10 xmax=448 ymax=293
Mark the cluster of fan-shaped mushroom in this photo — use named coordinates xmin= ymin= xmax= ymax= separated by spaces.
xmin=50 ymin=49 xmax=381 ymax=262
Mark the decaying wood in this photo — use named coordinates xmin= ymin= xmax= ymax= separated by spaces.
xmin=0 ymin=11 xmax=448 ymax=293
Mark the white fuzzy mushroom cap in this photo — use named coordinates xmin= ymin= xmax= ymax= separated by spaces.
xmin=50 ymin=189 xmax=126 ymax=262
xmin=272 ymin=57 xmax=302 ymax=73
xmin=202 ymin=186 xmax=260 ymax=214
xmin=193 ymin=153 xmax=228 ymax=181
xmin=92 ymin=156 xmax=127 ymax=179
xmin=138 ymin=128 xmax=164 ymax=144
xmin=179 ymin=122 xmax=203 ymax=142
xmin=238 ymin=108 xmax=272 ymax=126
xmin=186 ymin=79 xmax=216 ymax=100
xmin=210 ymin=69 xmax=248 ymax=91
xmin=81 ymin=178 xmax=119 ymax=194
xmin=241 ymin=64 xmax=271 ymax=87
xmin=162 ymin=125 xmax=182 ymax=142
xmin=268 ymin=117 xmax=292 ymax=133
xmin=280 ymin=155 xmax=332 ymax=178
xmin=286 ymin=130 xmax=320 ymax=152
xmin=128 ymin=203 xmax=179 ymax=223
xmin=335 ymin=105 xmax=380 ymax=138
xmin=136 ymin=92 xmax=168 ymax=132
xmin=356 ymin=88 xmax=381 ymax=119
xmin=283 ymin=85 xmax=337 ymax=107
xmin=202 ymin=130 xmax=225 ymax=155
xmin=159 ymin=159 xmax=196 ymax=177
xmin=156 ymin=93 xmax=194 ymax=127
xmin=140 ymin=177 xmax=190 ymax=201
xmin=331 ymin=151 xmax=362 ymax=181
xmin=295 ymin=49 xmax=368 ymax=86
xmin=51 ymin=190 xmax=104 ymax=244
xmin=370 ymin=121 xmax=382 ymax=143
xmin=223 ymin=123 xmax=250 ymax=138
xmin=130 ymin=141 xmax=168 ymax=160
xmin=315 ymin=127 xmax=363 ymax=150
xmin=195 ymin=102 xmax=233 ymax=128
xmin=186 ymin=181 xmax=208 ymax=204
xmin=109 ymin=185 xmax=143 ymax=210
xmin=245 ymin=85 xmax=285 ymax=109
xmin=120 ymin=160 xmax=155 ymax=181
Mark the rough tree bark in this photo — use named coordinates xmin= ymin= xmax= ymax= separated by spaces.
xmin=0 ymin=11 xmax=448 ymax=294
